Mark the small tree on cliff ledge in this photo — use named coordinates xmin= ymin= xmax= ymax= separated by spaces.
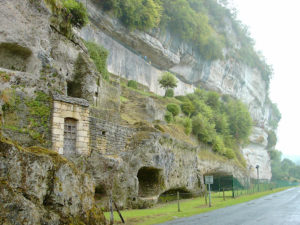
xmin=158 ymin=72 xmax=178 ymax=97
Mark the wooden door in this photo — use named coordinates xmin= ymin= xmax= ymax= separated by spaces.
xmin=64 ymin=118 xmax=77 ymax=156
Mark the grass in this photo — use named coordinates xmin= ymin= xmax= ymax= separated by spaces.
xmin=104 ymin=187 xmax=293 ymax=225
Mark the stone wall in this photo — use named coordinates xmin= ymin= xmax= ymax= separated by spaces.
xmin=90 ymin=117 xmax=135 ymax=155
xmin=52 ymin=95 xmax=90 ymax=155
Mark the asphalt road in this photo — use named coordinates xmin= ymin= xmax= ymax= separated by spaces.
xmin=159 ymin=187 xmax=300 ymax=225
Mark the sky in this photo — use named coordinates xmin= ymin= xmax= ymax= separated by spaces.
xmin=230 ymin=0 xmax=300 ymax=159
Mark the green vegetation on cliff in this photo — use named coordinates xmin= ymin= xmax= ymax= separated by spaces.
xmin=98 ymin=0 xmax=272 ymax=83
xmin=174 ymin=88 xmax=252 ymax=161
xmin=84 ymin=41 xmax=109 ymax=80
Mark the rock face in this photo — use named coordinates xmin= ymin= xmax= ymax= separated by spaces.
xmin=72 ymin=124 xmax=247 ymax=209
xmin=79 ymin=0 xmax=271 ymax=127
xmin=0 ymin=138 xmax=106 ymax=225
xmin=78 ymin=0 xmax=273 ymax=179
xmin=243 ymin=127 xmax=272 ymax=179
xmin=0 ymin=0 xmax=275 ymax=218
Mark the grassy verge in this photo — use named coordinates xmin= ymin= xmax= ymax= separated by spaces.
xmin=104 ymin=187 xmax=293 ymax=225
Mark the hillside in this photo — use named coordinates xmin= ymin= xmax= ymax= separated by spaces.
xmin=0 ymin=0 xmax=281 ymax=223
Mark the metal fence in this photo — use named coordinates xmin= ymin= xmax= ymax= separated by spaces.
xmin=158 ymin=177 xmax=299 ymax=205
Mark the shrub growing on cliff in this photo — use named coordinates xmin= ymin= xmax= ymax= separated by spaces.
xmin=182 ymin=117 xmax=192 ymax=135
xmin=166 ymin=103 xmax=180 ymax=117
xmin=99 ymin=0 xmax=162 ymax=30
xmin=192 ymin=113 xmax=216 ymax=144
xmin=62 ymin=0 xmax=88 ymax=28
xmin=164 ymin=111 xmax=173 ymax=123
xmin=180 ymin=101 xmax=195 ymax=117
xmin=128 ymin=80 xmax=138 ymax=89
xmin=84 ymin=41 xmax=109 ymax=80
xmin=224 ymin=100 xmax=252 ymax=142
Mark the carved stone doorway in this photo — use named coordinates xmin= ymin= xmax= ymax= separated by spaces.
xmin=64 ymin=118 xmax=77 ymax=156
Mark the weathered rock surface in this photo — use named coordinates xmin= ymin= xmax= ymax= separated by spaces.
xmin=0 ymin=0 xmax=275 ymax=218
xmin=78 ymin=0 xmax=273 ymax=180
xmin=0 ymin=138 xmax=106 ymax=225
xmin=243 ymin=127 xmax=272 ymax=179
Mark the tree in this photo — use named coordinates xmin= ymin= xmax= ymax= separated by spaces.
xmin=158 ymin=72 xmax=178 ymax=96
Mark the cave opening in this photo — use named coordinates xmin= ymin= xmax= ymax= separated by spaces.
xmin=0 ymin=43 xmax=32 ymax=72
xmin=137 ymin=167 xmax=163 ymax=197
xmin=67 ymin=81 xmax=82 ymax=98
xmin=95 ymin=184 xmax=107 ymax=201
xmin=158 ymin=188 xmax=193 ymax=203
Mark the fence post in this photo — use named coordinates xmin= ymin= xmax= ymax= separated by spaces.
xmin=223 ymin=189 xmax=225 ymax=201
xmin=109 ymin=194 xmax=114 ymax=225
xmin=208 ymin=184 xmax=211 ymax=207
xmin=177 ymin=191 xmax=181 ymax=212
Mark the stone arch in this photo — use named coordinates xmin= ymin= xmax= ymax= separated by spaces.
xmin=63 ymin=117 xmax=78 ymax=156
xmin=0 ymin=43 xmax=32 ymax=72
xmin=137 ymin=167 xmax=164 ymax=197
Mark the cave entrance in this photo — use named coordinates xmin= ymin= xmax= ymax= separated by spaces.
xmin=63 ymin=118 xmax=77 ymax=156
xmin=137 ymin=167 xmax=163 ymax=197
xmin=158 ymin=188 xmax=193 ymax=203
xmin=0 ymin=43 xmax=32 ymax=72
xmin=95 ymin=184 xmax=107 ymax=201
xmin=67 ymin=81 xmax=82 ymax=98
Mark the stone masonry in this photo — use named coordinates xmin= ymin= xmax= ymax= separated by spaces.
xmin=90 ymin=117 xmax=135 ymax=155
xmin=52 ymin=94 xmax=90 ymax=155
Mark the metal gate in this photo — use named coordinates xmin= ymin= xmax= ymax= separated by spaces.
xmin=64 ymin=118 xmax=77 ymax=156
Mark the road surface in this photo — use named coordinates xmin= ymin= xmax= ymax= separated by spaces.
xmin=159 ymin=187 xmax=300 ymax=225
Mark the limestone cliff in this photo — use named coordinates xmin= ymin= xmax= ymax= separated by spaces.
xmin=0 ymin=0 xmax=276 ymax=218
xmin=78 ymin=0 xmax=274 ymax=179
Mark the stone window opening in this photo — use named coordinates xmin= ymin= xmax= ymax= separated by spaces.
xmin=63 ymin=117 xmax=78 ymax=156
xmin=137 ymin=167 xmax=164 ymax=197
xmin=101 ymin=131 xmax=106 ymax=136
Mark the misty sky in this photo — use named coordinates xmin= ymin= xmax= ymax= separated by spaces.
xmin=230 ymin=0 xmax=300 ymax=158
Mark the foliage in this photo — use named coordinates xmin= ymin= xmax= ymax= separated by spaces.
xmin=99 ymin=0 xmax=162 ymax=30
xmin=180 ymin=101 xmax=195 ymax=116
xmin=212 ymin=135 xmax=225 ymax=155
xmin=159 ymin=72 xmax=178 ymax=90
xmin=270 ymin=150 xmax=300 ymax=181
xmin=166 ymin=103 xmax=180 ymax=117
xmin=84 ymin=41 xmax=109 ymax=80
xmin=223 ymin=100 xmax=252 ymax=142
xmin=224 ymin=148 xmax=235 ymax=159
xmin=267 ymin=130 xmax=277 ymax=149
xmin=205 ymin=91 xmax=220 ymax=109
xmin=127 ymin=80 xmax=138 ymax=89
xmin=164 ymin=111 xmax=173 ymax=123
xmin=176 ymin=88 xmax=252 ymax=159
xmin=1 ymin=89 xmax=20 ymax=113
xmin=182 ymin=117 xmax=192 ymax=135
xmin=25 ymin=91 xmax=51 ymax=134
xmin=192 ymin=113 xmax=216 ymax=144
xmin=62 ymin=0 xmax=88 ymax=28
xmin=160 ymin=0 xmax=224 ymax=60
xmin=165 ymin=89 xmax=174 ymax=97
